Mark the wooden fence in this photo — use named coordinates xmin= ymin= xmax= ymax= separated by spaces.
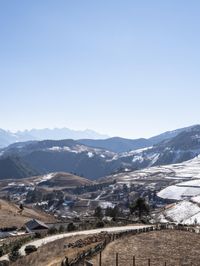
xmin=61 ymin=224 xmax=200 ymax=266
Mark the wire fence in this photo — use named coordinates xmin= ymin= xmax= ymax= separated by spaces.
xmin=94 ymin=252 xmax=195 ymax=266
xmin=62 ymin=224 xmax=200 ymax=266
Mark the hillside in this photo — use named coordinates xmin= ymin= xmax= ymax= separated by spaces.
xmin=0 ymin=140 xmax=116 ymax=179
xmin=0 ymin=124 xmax=198 ymax=151
xmin=155 ymin=200 xmax=200 ymax=224
xmin=35 ymin=172 xmax=94 ymax=188
xmin=78 ymin=137 xmax=149 ymax=153
xmin=1 ymin=125 xmax=200 ymax=180
xmin=0 ymin=199 xmax=56 ymax=228
xmin=79 ymin=124 xmax=199 ymax=153
xmin=91 ymin=230 xmax=200 ymax=266
xmin=0 ymin=156 xmax=38 ymax=179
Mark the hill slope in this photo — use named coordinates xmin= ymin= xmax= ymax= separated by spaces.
xmin=0 ymin=156 xmax=38 ymax=179
xmin=0 ymin=199 xmax=56 ymax=228
xmin=79 ymin=125 xmax=200 ymax=153
xmin=78 ymin=137 xmax=149 ymax=153
xmin=1 ymin=125 xmax=200 ymax=179
xmin=35 ymin=172 xmax=93 ymax=188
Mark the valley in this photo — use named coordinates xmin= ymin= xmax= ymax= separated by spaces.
xmin=0 ymin=125 xmax=200 ymax=265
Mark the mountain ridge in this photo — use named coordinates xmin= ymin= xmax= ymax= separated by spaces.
xmin=0 ymin=128 xmax=109 ymax=148
xmin=1 ymin=125 xmax=200 ymax=179
xmin=78 ymin=124 xmax=200 ymax=153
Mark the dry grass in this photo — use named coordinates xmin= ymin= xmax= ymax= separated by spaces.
xmin=0 ymin=199 xmax=56 ymax=228
xmin=92 ymin=230 xmax=200 ymax=266
xmin=38 ymin=172 xmax=94 ymax=190
xmin=0 ymin=172 xmax=93 ymax=192
xmin=12 ymin=235 xmax=100 ymax=266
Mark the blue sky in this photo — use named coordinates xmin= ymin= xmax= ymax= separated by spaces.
xmin=0 ymin=0 xmax=200 ymax=138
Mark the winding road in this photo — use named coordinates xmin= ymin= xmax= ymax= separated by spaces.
xmin=0 ymin=224 xmax=151 ymax=261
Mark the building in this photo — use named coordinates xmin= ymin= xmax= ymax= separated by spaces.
xmin=25 ymin=219 xmax=49 ymax=234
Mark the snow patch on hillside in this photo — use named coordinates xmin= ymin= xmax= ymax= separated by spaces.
xmin=36 ymin=173 xmax=55 ymax=184
xmin=158 ymin=186 xmax=200 ymax=201
xmin=163 ymin=201 xmax=200 ymax=224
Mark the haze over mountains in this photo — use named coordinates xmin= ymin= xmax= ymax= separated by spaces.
xmin=79 ymin=125 xmax=197 ymax=153
xmin=0 ymin=124 xmax=200 ymax=180
xmin=0 ymin=128 xmax=109 ymax=148
xmin=0 ymin=125 xmax=197 ymax=151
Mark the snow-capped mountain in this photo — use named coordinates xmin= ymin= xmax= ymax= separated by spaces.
xmin=0 ymin=128 xmax=109 ymax=148
xmin=1 ymin=125 xmax=200 ymax=180
xmin=116 ymin=125 xmax=200 ymax=169
xmin=0 ymin=124 xmax=199 ymax=151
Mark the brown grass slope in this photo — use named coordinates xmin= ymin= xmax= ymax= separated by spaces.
xmin=92 ymin=230 xmax=200 ymax=266
xmin=37 ymin=172 xmax=94 ymax=189
xmin=0 ymin=199 xmax=56 ymax=228
xmin=12 ymin=235 xmax=99 ymax=266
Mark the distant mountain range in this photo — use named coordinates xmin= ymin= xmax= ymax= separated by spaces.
xmin=1 ymin=124 xmax=200 ymax=180
xmin=78 ymin=124 xmax=199 ymax=153
xmin=0 ymin=125 xmax=197 ymax=152
xmin=0 ymin=128 xmax=109 ymax=148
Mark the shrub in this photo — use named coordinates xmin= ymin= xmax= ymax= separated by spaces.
xmin=94 ymin=206 xmax=103 ymax=219
xmin=59 ymin=225 xmax=65 ymax=233
xmin=67 ymin=223 xmax=76 ymax=232
xmin=129 ymin=197 xmax=149 ymax=219
xmin=95 ymin=221 xmax=104 ymax=228
xmin=34 ymin=232 xmax=42 ymax=238
xmin=0 ymin=246 xmax=3 ymax=257
xmin=105 ymin=206 xmax=119 ymax=220
xmin=48 ymin=227 xmax=58 ymax=235
xmin=9 ymin=242 xmax=22 ymax=262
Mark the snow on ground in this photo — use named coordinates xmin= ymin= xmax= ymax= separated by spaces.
xmin=157 ymin=214 xmax=169 ymax=223
xmin=35 ymin=173 xmax=55 ymax=184
xmin=191 ymin=195 xmax=200 ymax=204
xmin=154 ymin=156 xmax=200 ymax=200
xmin=140 ymin=155 xmax=200 ymax=179
xmin=148 ymin=153 xmax=160 ymax=166
xmin=47 ymin=146 xmax=70 ymax=151
xmin=46 ymin=145 xmax=115 ymax=159
xmin=132 ymin=155 xmax=144 ymax=163
xmin=120 ymin=147 xmax=153 ymax=158
xmin=161 ymin=156 xmax=200 ymax=179
xmin=8 ymin=182 xmax=17 ymax=186
xmin=184 ymin=212 xmax=200 ymax=225
xmin=114 ymin=156 xmax=200 ymax=183
xmin=177 ymin=179 xmax=200 ymax=187
xmin=87 ymin=152 xmax=94 ymax=158
xmin=158 ymin=179 xmax=200 ymax=200
xmin=164 ymin=201 xmax=200 ymax=224
xmin=98 ymin=201 xmax=115 ymax=209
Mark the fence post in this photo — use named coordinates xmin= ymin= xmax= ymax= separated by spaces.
xmin=148 ymin=258 xmax=150 ymax=266
xmin=116 ymin=253 xmax=119 ymax=266
xmin=99 ymin=251 xmax=102 ymax=266
xmin=133 ymin=255 xmax=136 ymax=266
xmin=164 ymin=262 xmax=167 ymax=266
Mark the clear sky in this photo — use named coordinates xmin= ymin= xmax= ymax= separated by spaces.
xmin=0 ymin=0 xmax=200 ymax=138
